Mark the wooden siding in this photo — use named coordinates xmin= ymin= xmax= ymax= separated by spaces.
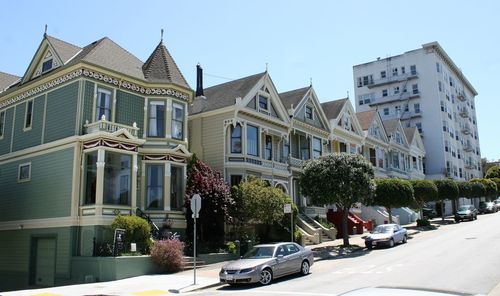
xmin=44 ymin=82 xmax=79 ymax=143
xmin=11 ymin=95 xmax=45 ymax=152
xmin=0 ymin=107 xmax=14 ymax=155
xmin=0 ymin=147 xmax=74 ymax=221
xmin=115 ymin=90 xmax=144 ymax=130
xmin=81 ymin=81 xmax=95 ymax=130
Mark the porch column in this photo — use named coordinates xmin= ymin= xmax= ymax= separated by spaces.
xmin=95 ymin=148 xmax=105 ymax=215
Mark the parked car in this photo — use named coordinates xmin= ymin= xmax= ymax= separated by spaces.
xmin=219 ymin=242 xmax=314 ymax=286
xmin=422 ymin=204 xmax=437 ymax=219
xmin=364 ymin=224 xmax=408 ymax=249
xmin=478 ymin=201 xmax=497 ymax=214
xmin=494 ymin=199 xmax=500 ymax=208
xmin=454 ymin=205 xmax=478 ymax=222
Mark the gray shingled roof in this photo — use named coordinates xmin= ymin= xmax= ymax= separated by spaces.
xmin=46 ymin=35 xmax=82 ymax=64
xmin=356 ymin=110 xmax=377 ymax=131
xmin=403 ymin=127 xmax=416 ymax=144
xmin=382 ymin=118 xmax=400 ymax=135
xmin=0 ymin=72 xmax=20 ymax=93
xmin=190 ymin=72 xmax=266 ymax=115
xmin=321 ymin=98 xmax=348 ymax=120
xmin=279 ymin=86 xmax=309 ymax=110
xmin=142 ymin=41 xmax=189 ymax=87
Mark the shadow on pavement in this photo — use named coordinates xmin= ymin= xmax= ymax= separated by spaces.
xmin=216 ymin=273 xmax=310 ymax=291
xmin=312 ymin=245 xmax=369 ymax=261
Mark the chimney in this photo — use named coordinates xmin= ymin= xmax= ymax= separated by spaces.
xmin=196 ymin=64 xmax=204 ymax=97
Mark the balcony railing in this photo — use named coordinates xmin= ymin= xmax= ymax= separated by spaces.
xmin=457 ymin=91 xmax=466 ymax=102
xmin=369 ymin=91 xmax=420 ymax=106
xmin=461 ymin=126 xmax=471 ymax=135
xmin=400 ymin=110 xmax=422 ymax=120
xmin=85 ymin=116 xmax=139 ymax=138
xmin=459 ymin=108 xmax=470 ymax=118
xmin=367 ymin=72 xmax=419 ymax=89
xmin=463 ymin=144 xmax=473 ymax=152
xmin=226 ymin=154 xmax=289 ymax=172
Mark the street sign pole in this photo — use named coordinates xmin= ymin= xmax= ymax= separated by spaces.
xmin=284 ymin=204 xmax=293 ymax=242
xmin=190 ymin=194 xmax=202 ymax=286
xmin=193 ymin=201 xmax=197 ymax=285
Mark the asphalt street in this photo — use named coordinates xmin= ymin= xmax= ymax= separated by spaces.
xmin=188 ymin=212 xmax=500 ymax=296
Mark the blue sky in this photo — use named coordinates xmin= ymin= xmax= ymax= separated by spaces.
xmin=1 ymin=0 xmax=498 ymax=161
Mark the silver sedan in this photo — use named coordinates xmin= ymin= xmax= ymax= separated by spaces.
xmin=219 ymin=242 xmax=314 ymax=285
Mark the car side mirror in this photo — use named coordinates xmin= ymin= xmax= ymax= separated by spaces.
xmin=394 ymin=229 xmax=398 ymax=233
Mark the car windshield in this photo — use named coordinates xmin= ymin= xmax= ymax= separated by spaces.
xmin=458 ymin=206 xmax=470 ymax=211
xmin=242 ymin=246 xmax=275 ymax=259
xmin=372 ymin=225 xmax=393 ymax=233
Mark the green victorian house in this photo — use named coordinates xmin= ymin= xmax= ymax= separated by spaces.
xmin=0 ymin=33 xmax=192 ymax=290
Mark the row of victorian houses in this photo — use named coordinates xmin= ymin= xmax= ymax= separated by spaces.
xmin=0 ymin=33 xmax=424 ymax=290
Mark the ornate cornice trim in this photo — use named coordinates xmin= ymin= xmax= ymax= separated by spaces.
xmin=0 ymin=68 xmax=190 ymax=109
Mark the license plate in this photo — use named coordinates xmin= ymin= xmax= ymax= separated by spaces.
xmin=226 ymin=275 xmax=233 ymax=281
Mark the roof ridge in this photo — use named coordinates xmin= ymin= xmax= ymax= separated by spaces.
xmin=46 ymin=34 xmax=81 ymax=49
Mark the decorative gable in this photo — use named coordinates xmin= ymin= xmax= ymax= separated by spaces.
xmin=336 ymin=102 xmax=364 ymax=138
xmin=368 ymin=113 xmax=389 ymax=143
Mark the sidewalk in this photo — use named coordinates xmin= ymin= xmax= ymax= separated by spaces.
xmin=2 ymin=226 xmax=422 ymax=296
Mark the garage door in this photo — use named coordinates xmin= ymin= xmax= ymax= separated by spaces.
xmin=35 ymin=238 xmax=56 ymax=286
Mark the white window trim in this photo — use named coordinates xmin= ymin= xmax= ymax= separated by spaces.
xmin=18 ymin=162 xmax=31 ymax=182
xmin=94 ymin=87 xmax=113 ymax=122
xmin=257 ymin=92 xmax=270 ymax=114
xmin=23 ymin=99 xmax=34 ymax=131
xmin=305 ymin=105 xmax=314 ymax=120
xmin=172 ymin=101 xmax=185 ymax=140
xmin=148 ymin=100 xmax=166 ymax=138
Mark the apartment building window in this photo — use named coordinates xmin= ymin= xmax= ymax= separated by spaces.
xmin=416 ymin=122 xmax=422 ymax=134
xmin=394 ymin=86 xmax=400 ymax=95
xmin=392 ymin=68 xmax=398 ymax=76
xmin=305 ymin=106 xmax=313 ymax=120
xmin=230 ymin=124 xmax=242 ymax=153
xmin=24 ymin=100 xmax=34 ymax=130
xmin=103 ymin=152 xmax=131 ymax=206
xmin=18 ymin=163 xmax=31 ymax=182
xmin=312 ymin=137 xmax=322 ymax=159
xmin=300 ymin=135 xmax=310 ymax=160
xmin=401 ymin=66 xmax=406 ymax=74
xmin=395 ymin=105 xmax=401 ymax=117
xmin=246 ymin=125 xmax=259 ymax=156
xmin=362 ymin=75 xmax=373 ymax=86
xmin=357 ymin=77 xmax=362 ymax=87
xmin=436 ymin=62 xmax=441 ymax=73
xmin=265 ymin=135 xmax=273 ymax=160
xmin=449 ymin=77 xmax=454 ymax=87
xmin=170 ymin=166 xmax=184 ymax=211
xmin=95 ymin=88 xmax=112 ymax=121
xmin=380 ymin=71 xmax=386 ymax=79
xmin=382 ymin=89 xmax=388 ymax=97
xmin=0 ymin=110 xmax=5 ymax=138
xmin=146 ymin=164 xmax=164 ymax=209
xmin=412 ymin=84 xmax=419 ymax=95
xmin=457 ymin=149 xmax=461 ymax=159
xmin=172 ymin=102 xmax=184 ymax=140
xmin=84 ymin=152 xmax=97 ymax=204
xmin=438 ymin=81 xmax=443 ymax=92
xmin=414 ymin=103 xmax=420 ymax=114
xmin=383 ymin=108 xmax=389 ymax=116
xmin=410 ymin=65 xmax=417 ymax=75
xmin=459 ymin=168 xmax=463 ymax=178
xmin=442 ymin=120 xmax=448 ymax=132
xmin=440 ymin=101 xmax=445 ymax=112
xmin=148 ymin=101 xmax=165 ymax=137
xmin=404 ymin=104 xmax=409 ymax=112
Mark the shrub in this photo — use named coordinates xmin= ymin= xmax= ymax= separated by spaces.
xmin=314 ymin=216 xmax=335 ymax=229
xmin=150 ymin=239 xmax=185 ymax=273
xmin=111 ymin=215 xmax=152 ymax=254
xmin=416 ymin=219 xmax=431 ymax=227
xmin=226 ymin=241 xmax=237 ymax=254
xmin=294 ymin=229 xmax=303 ymax=244
xmin=485 ymin=166 xmax=500 ymax=179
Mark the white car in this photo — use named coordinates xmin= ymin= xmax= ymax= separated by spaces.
xmin=364 ymin=224 xmax=408 ymax=249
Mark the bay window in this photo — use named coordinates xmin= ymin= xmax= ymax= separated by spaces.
xmin=230 ymin=124 xmax=242 ymax=153
xmin=172 ymin=102 xmax=184 ymax=140
xmin=146 ymin=164 xmax=164 ymax=209
xmin=312 ymin=137 xmax=322 ymax=159
xmin=265 ymin=135 xmax=272 ymax=160
xmin=84 ymin=151 xmax=98 ymax=205
xmin=148 ymin=101 xmax=165 ymax=137
xmin=103 ymin=152 xmax=131 ymax=205
xmin=170 ymin=166 xmax=184 ymax=210
xmin=246 ymin=125 xmax=259 ymax=156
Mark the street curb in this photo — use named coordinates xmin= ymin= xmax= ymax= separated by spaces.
xmin=171 ymin=281 xmax=225 ymax=293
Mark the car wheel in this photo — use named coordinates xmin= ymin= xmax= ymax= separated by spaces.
xmin=474 ymin=215 xmax=477 ymax=220
xmin=402 ymin=235 xmax=407 ymax=244
xmin=259 ymin=268 xmax=273 ymax=285
xmin=455 ymin=218 xmax=460 ymax=223
xmin=300 ymin=260 xmax=310 ymax=275
xmin=389 ymin=239 xmax=394 ymax=248
xmin=366 ymin=244 xmax=373 ymax=250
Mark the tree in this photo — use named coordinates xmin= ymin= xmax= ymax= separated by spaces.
xmin=373 ymin=179 xmax=415 ymax=223
xmin=185 ymin=155 xmax=233 ymax=251
xmin=433 ymin=179 xmax=459 ymax=221
xmin=232 ymin=177 xmax=296 ymax=242
xmin=299 ymin=153 xmax=375 ymax=246
xmin=470 ymin=181 xmax=486 ymax=199
xmin=470 ymin=178 xmax=498 ymax=201
xmin=456 ymin=181 xmax=473 ymax=199
xmin=485 ymin=166 xmax=500 ymax=179
xmin=489 ymin=178 xmax=500 ymax=196
xmin=411 ymin=180 xmax=438 ymax=218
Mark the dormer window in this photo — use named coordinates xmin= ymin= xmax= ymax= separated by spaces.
xmin=42 ymin=59 xmax=53 ymax=73
xmin=305 ymin=106 xmax=313 ymax=120
xmin=258 ymin=95 xmax=268 ymax=111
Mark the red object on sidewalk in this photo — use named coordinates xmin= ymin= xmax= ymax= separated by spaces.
xmin=327 ymin=209 xmax=365 ymax=238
